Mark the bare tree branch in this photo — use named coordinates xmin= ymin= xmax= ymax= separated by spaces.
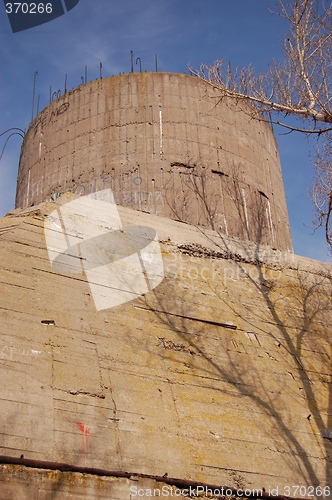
xmin=192 ymin=0 xmax=332 ymax=254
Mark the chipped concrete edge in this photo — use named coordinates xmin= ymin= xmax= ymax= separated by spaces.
xmin=4 ymin=194 xmax=332 ymax=278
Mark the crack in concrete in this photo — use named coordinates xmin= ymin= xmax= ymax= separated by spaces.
xmin=52 ymin=386 xmax=106 ymax=398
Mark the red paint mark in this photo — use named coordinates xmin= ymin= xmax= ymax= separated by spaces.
xmin=75 ymin=421 xmax=91 ymax=466
xmin=66 ymin=406 xmax=93 ymax=467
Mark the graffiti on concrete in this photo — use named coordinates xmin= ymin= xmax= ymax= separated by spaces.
xmin=0 ymin=345 xmax=42 ymax=361
xmin=33 ymin=102 xmax=70 ymax=137
xmin=50 ymin=183 xmax=86 ymax=201
xmin=67 ymin=87 xmax=81 ymax=96
xmin=50 ymin=173 xmax=162 ymax=210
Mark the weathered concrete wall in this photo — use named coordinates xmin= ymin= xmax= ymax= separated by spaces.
xmin=0 ymin=464 xmax=250 ymax=499
xmin=0 ymin=464 xmax=212 ymax=499
xmin=0 ymin=465 xmax=154 ymax=499
xmin=0 ymin=198 xmax=330 ymax=497
xmin=16 ymin=72 xmax=292 ymax=252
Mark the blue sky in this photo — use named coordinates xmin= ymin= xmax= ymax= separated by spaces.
xmin=0 ymin=0 xmax=329 ymax=262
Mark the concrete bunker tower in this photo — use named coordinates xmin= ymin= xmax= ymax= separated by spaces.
xmin=16 ymin=72 xmax=292 ymax=252
xmin=2 ymin=73 xmax=332 ymax=497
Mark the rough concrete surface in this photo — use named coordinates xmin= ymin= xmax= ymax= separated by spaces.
xmin=16 ymin=72 xmax=292 ymax=251
xmin=0 ymin=464 xmax=205 ymax=500
xmin=0 ymin=197 xmax=331 ymax=498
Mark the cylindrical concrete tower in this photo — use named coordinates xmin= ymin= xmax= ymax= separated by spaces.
xmin=16 ymin=72 xmax=292 ymax=251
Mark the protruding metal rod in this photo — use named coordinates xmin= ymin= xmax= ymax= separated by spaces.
xmin=85 ymin=64 xmax=87 ymax=84
xmin=136 ymin=57 xmax=141 ymax=73
xmin=57 ymin=90 xmax=61 ymax=99
xmin=52 ymin=91 xmax=57 ymax=101
xmin=0 ymin=127 xmax=25 ymax=138
xmin=155 ymin=53 xmax=157 ymax=72
xmin=0 ymin=132 xmax=25 ymax=163
xmin=81 ymin=76 xmax=84 ymax=85
xmin=131 ymin=51 xmax=134 ymax=73
xmin=64 ymin=74 xmax=67 ymax=93
xmin=49 ymin=86 xmax=52 ymax=104
xmin=36 ymin=95 xmax=40 ymax=115
xmin=100 ymin=62 xmax=102 ymax=79
xmin=31 ymin=71 xmax=38 ymax=122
